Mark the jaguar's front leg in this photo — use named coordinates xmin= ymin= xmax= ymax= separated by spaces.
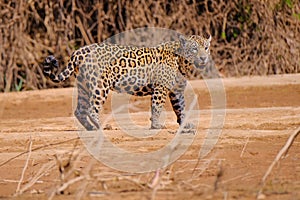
xmin=150 ymin=86 xmax=168 ymax=129
xmin=169 ymin=89 xmax=195 ymax=130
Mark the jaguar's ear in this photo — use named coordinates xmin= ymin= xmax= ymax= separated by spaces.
xmin=179 ymin=35 xmax=187 ymax=47
xmin=207 ymin=34 xmax=212 ymax=42
xmin=203 ymin=32 xmax=212 ymax=42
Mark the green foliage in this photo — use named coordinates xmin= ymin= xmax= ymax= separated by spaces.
xmin=233 ymin=32 xmax=238 ymax=38
xmin=237 ymin=3 xmax=252 ymax=23
xmin=284 ymin=0 xmax=293 ymax=8
xmin=223 ymin=1 xmax=254 ymax=42
xmin=275 ymin=0 xmax=300 ymax=22
xmin=221 ymin=32 xmax=226 ymax=40
xmin=276 ymin=0 xmax=295 ymax=10
xmin=292 ymin=13 xmax=300 ymax=20
xmin=15 ymin=79 xmax=23 ymax=92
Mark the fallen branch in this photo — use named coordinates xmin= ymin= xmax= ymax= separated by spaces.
xmin=15 ymin=137 xmax=33 ymax=195
xmin=240 ymin=136 xmax=250 ymax=158
xmin=0 ymin=137 xmax=79 ymax=168
xmin=257 ymin=126 xmax=300 ymax=199
xmin=18 ymin=161 xmax=56 ymax=194
xmin=49 ymin=176 xmax=86 ymax=200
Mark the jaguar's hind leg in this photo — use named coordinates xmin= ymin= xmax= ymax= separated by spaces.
xmin=86 ymin=76 xmax=110 ymax=130
xmin=74 ymin=80 xmax=99 ymax=131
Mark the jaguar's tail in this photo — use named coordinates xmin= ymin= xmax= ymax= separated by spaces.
xmin=43 ymin=55 xmax=76 ymax=83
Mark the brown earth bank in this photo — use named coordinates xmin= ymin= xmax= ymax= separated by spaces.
xmin=0 ymin=74 xmax=300 ymax=200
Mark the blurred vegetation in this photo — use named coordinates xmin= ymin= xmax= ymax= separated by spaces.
xmin=0 ymin=0 xmax=299 ymax=92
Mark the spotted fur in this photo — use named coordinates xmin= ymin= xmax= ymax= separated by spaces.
xmin=43 ymin=34 xmax=213 ymax=130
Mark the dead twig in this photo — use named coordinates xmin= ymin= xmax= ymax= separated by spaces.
xmin=257 ymin=126 xmax=300 ymax=198
xmin=17 ymin=161 xmax=56 ymax=194
xmin=0 ymin=137 xmax=79 ymax=168
xmin=148 ymin=169 xmax=161 ymax=189
xmin=15 ymin=137 xmax=33 ymax=195
xmin=149 ymin=169 xmax=161 ymax=200
xmin=56 ymin=176 xmax=85 ymax=195
xmin=240 ymin=136 xmax=250 ymax=158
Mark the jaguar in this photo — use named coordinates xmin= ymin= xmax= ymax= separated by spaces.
xmin=43 ymin=34 xmax=213 ymax=130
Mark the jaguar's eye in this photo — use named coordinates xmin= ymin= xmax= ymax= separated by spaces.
xmin=205 ymin=47 xmax=209 ymax=51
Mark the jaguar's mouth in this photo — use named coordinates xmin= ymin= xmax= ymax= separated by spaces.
xmin=194 ymin=59 xmax=207 ymax=70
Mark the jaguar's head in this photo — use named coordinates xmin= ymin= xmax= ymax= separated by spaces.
xmin=178 ymin=33 xmax=211 ymax=68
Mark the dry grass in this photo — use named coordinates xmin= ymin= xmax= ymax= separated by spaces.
xmin=0 ymin=0 xmax=300 ymax=92
xmin=8 ymin=126 xmax=299 ymax=199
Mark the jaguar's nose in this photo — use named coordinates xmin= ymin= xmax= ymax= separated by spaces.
xmin=199 ymin=56 xmax=207 ymax=63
